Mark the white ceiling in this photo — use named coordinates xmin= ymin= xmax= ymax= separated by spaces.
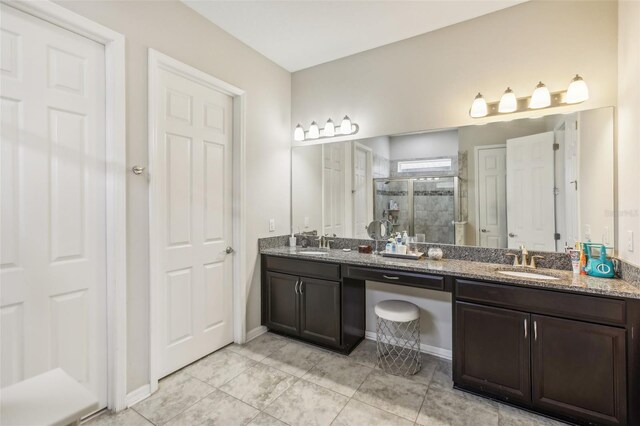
xmin=182 ymin=0 xmax=528 ymax=72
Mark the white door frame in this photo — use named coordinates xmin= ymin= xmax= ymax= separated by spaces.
xmin=474 ymin=144 xmax=506 ymax=246
xmin=2 ymin=0 xmax=127 ymax=411
xmin=148 ymin=49 xmax=247 ymax=393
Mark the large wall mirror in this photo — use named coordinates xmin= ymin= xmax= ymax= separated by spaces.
xmin=292 ymin=107 xmax=614 ymax=253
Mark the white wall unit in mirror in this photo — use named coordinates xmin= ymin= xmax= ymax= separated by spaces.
xmin=291 ymin=107 xmax=615 ymax=255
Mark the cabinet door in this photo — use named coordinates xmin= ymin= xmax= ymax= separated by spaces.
xmin=454 ymin=302 xmax=531 ymax=405
xmin=531 ymin=315 xmax=626 ymax=425
xmin=265 ymin=271 xmax=300 ymax=336
xmin=299 ymin=277 xmax=341 ymax=347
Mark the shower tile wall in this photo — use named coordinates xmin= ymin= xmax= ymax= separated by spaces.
xmin=413 ymin=180 xmax=455 ymax=244
xmin=374 ymin=181 xmax=410 ymax=234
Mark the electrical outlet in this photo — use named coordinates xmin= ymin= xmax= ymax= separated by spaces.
xmin=269 ymin=219 xmax=276 ymax=232
xmin=628 ymin=230 xmax=635 ymax=252
xmin=584 ymin=224 xmax=591 ymax=241
xmin=304 ymin=216 xmax=309 ymax=228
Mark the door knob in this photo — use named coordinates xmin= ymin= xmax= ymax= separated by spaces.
xmin=131 ymin=165 xmax=146 ymax=175
xmin=481 ymin=229 xmax=487 ymax=233
xmin=508 ymin=233 xmax=516 ymax=238
xmin=225 ymin=246 xmax=234 ymax=254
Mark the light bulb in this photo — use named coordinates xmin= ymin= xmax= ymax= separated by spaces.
xmin=469 ymin=93 xmax=488 ymax=118
xmin=529 ymin=81 xmax=551 ymax=109
xmin=566 ymin=74 xmax=589 ymax=104
xmin=308 ymin=121 xmax=320 ymax=139
xmin=340 ymin=115 xmax=353 ymax=135
xmin=294 ymin=124 xmax=305 ymax=141
xmin=324 ymin=119 xmax=335 ymax=137
xmin=498 ymin=87 xmax=517 ymax=113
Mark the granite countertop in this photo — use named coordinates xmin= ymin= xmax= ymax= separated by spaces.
xmin=261 ymin=246 xmax=640 ymax=300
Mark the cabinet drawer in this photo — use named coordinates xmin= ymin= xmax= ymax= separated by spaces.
xmin=344 ymin=265 xmax=445 ymax=291
xmin=455 ymin=279 xmax=626 ymax=326
xmin=264 ymin=255 xmax=341 ymax=281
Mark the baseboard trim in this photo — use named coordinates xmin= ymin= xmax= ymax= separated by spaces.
xmin=246 ymin=325 xmax=268 ymax=342
xmin=364 ymin=331 xmax=452 ymax=360
xmin=126 ymin=384 xmax=151 ymax=408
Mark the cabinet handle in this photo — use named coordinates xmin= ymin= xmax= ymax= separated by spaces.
xmin=299 ymin=280 xmax=304 ymax=294
xmin=383 ymin=275 xmax=399 ymax=280
xmin=534 ymin=321 xmax=538 ymax=341
xmin=294 ymin=279 xmax=300 ymax=295
xmin=524 ymin=318 xmax=527 ymax=339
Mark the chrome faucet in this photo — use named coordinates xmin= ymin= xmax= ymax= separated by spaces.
xmin=505 ymin=244 xmax=544 ymax=269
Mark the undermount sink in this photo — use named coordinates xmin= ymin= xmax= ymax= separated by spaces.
xmin=496 ymin=269 xmax=560 ymax=280
xmin=296 ymin=249 xmax=329 ymax=255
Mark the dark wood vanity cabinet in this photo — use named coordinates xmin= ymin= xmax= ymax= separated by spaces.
xmin=531 ymin=315 xmax=627 ymax=425
xmin=262 ymin=255 xmax=365 ymax=352
xmin=264 ymin=271 xmax=341 ymax=346
xmin=454 ymin=302 xmax=531 ymax=405
xmin=454 ymin=279 xmax=628 ymax=425
xmin=299 ymin=277 xmax=341 ymax=347
xmin=264 ymin=271 xmax=300 ymax=335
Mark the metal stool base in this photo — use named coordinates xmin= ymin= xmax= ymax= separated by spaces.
xmin=376 ymin=316 xmax=421 ymax=376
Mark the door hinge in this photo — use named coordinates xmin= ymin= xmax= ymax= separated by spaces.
xmin=554 ymin=233 xmax=561 ymax=241
xmin=553 ymin=143 xmax=560 ymax=151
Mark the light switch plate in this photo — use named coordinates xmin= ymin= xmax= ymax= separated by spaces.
xmin=628 ymin=230 xmax=634 ymax=252
xmin=304 ymin=216 xmax=309 ymax=227
xmin=269 ymin=219 xmax=276 ymax=232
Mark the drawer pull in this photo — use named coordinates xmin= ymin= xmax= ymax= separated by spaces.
xmin=383 ymin=275 xmax=400 ymax=280
xmin=294 ymin=279 xmax=300 ymax=295
xmin=534 ymin=320 xmax=538 ymax=341
xmin=300 ymin=280 xmax=304 ymax=294
xmin=524 ymin=318 xmax=527 ymax=339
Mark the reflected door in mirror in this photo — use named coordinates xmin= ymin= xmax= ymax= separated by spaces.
xmin=506 ymin=132 xmax=556 ymax=251
xmin=477 ymin=146 xmax=507 ymax=248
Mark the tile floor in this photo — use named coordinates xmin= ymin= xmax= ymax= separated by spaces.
xmin=87 ymin=333 xmax=564 ymax=426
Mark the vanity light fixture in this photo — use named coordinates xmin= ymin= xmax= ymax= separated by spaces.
xmin=469 ymin=75 xmax=590 ymax=118
xmin=566 ymin=74 xmax=589 ymax=104
xmin=294 ymin=124 xmax=305 ymax=141
xmin=324 ymin=118 xmax=335 ymax=137
xmin=292 ymin=116 xmax=359 ymax=141
xmin=529 ymin=81 xmax=551 ymax=109
xmin=469 ymin=93 xmax=488 ymax=118
xmin=340 ymin=115 xmax=353 ymax=135
xmin=308 ymin=121 xmax=320 ymax=139
xmin=498 ymin=87 xmax=517 ymax=113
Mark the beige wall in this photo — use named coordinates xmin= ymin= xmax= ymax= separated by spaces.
xmin=57 ymin=1 xmax=291 ymax=392
xmin=292 ymin=0 xmax=617 ymax=139
xmin=617 ymin=0 xmax=640 ymax=266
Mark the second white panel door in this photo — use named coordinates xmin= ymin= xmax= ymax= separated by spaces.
xmin=151 ymin=60 xmax=234 ymax=378
xmin=506 ymin=132 xmax=556 ymax=251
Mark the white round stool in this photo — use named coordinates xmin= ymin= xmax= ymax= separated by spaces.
xmin=375 ymin=300 xmax=421 ymax=376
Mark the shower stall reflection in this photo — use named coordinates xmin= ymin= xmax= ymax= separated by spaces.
xmin=374 ymin=177 xmax=458 ymax=244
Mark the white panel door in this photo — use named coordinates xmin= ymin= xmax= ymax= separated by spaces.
xmin=0 ymin=4 xmax=107 ymax=407
xmin=323 ymin=143 xmax=345 ymax=237
xmin=352 ymin=143 xmax=372 ymax=239
xmin=506 ymin=132 xmax=556 ymax=251
xmin=151 ymin=60 xmax=234 ymax=378
xmin=477 ymin=146 xmax=507 ymax=248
